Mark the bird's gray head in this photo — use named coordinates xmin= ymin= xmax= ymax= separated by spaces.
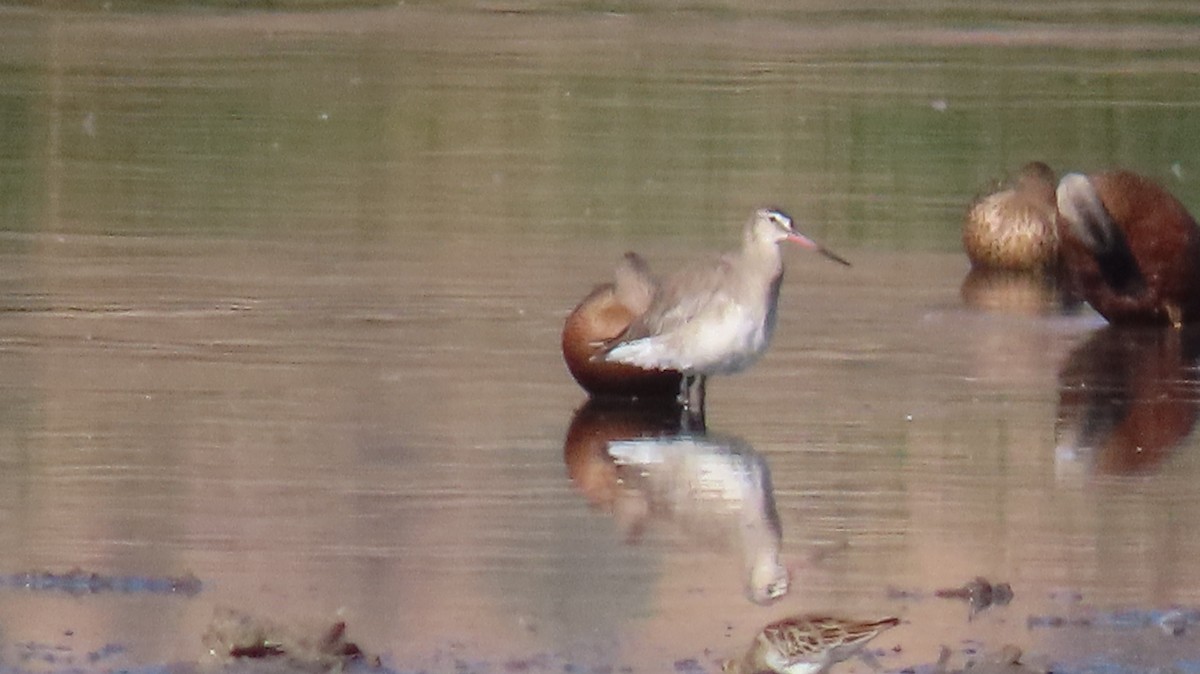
xmin=750 ymin=207 xmax=797 ymax=244
xmin=749 ymin=206 xmax=853 ymax=267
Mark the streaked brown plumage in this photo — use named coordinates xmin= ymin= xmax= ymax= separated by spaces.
xmin=723 ymin=615 xmax=900 ymax=674
xmin=963 ymin=161 xmax=1059 ymax=272
xmin=1056 ymin=170 xmax=1200 ymax=326
xmin=561 ymin=252 xmax=682 ymax=398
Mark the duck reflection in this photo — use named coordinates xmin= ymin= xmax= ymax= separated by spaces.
xmin=564 ymin=397 xmax=685 ymax=511
xmin=959 ymin=267 xmax=1079 ymax=316
xmin=563 ymin=399 xmax=789 ymax=605
xmin=1056 ymin=325 xmax=1200 ymax=476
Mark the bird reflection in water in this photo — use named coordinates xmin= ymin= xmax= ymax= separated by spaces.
xmin=563 ymin=399 xmax=789 ymax=605
xmin=959 ymin=267 xmax=1079 ymax=316
xmin=563 ymin=397 xmax=685 ymax=512
xmin=1056 ymin=325 xmax=1200 ymax=477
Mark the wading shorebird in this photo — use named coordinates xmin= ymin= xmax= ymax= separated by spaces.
xmin=962 ymin=161 xmax=1060 ymax=273
xmin=562 ymin=252 xmax=683 ymax=399
xmin=1056 ymin=170 xmax=1200 ymax=327
xmin=595 ymin=207 xmax=850 ymax=419
xmin=723 ymin=614 xmax=900 ymax=674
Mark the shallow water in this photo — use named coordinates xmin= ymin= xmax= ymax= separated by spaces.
xmin=2 ymin=4 xmax=1200 ymax=674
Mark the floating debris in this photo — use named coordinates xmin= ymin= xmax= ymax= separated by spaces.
xmin=934 ymin=577 xmax=1013 ymax=618
xmin=885 ymin=585 xmax=923 ymax=601
xmin=1158 ymin=608 xmax=1196 ymax=636
xmin=16 ymin=640 xmax=127 ymax=668
xmin=203 ymin=607 xmax=381 ymax=672
xmin=1 ymin=568 xmax=201 ymax=596
xmin=674 ymin=657 xmax=706 ymax=673
xmin=926 ymin=644 xmax=1043 ymax=674
xmin=1025 ymin=615 xmax=1091 ymax=629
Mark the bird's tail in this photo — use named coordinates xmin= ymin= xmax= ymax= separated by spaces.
xmin=593 ymin=338 xmax=659 ymax=368
xmin=1056 ymin=173 xmax=1146 ymax=295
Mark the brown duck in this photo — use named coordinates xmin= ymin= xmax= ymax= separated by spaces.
xmin=1056 ymin=170 xmax=1200 ymax=326
xmin=962 ymin=161 xmax=1059 ymax=273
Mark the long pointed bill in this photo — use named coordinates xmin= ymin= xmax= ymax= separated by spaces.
xmin=786 ymin=232 xmax=852 ymax=267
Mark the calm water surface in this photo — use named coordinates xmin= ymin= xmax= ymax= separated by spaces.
xmin=1 ymin=5 xmax=1200 ymax=673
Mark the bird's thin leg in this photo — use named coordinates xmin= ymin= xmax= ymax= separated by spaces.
xmin=680 ymin=376 xmax=707 ymax=431
xmin=676 ymin=374 xmax=707 ymax=432
xmin=681 ymin=403 xmax=706 ymax=432
xmin=683 ymin=374 xmax=704 ymax=412
xmin=677 ymin=375 xmax=694 ymax=409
